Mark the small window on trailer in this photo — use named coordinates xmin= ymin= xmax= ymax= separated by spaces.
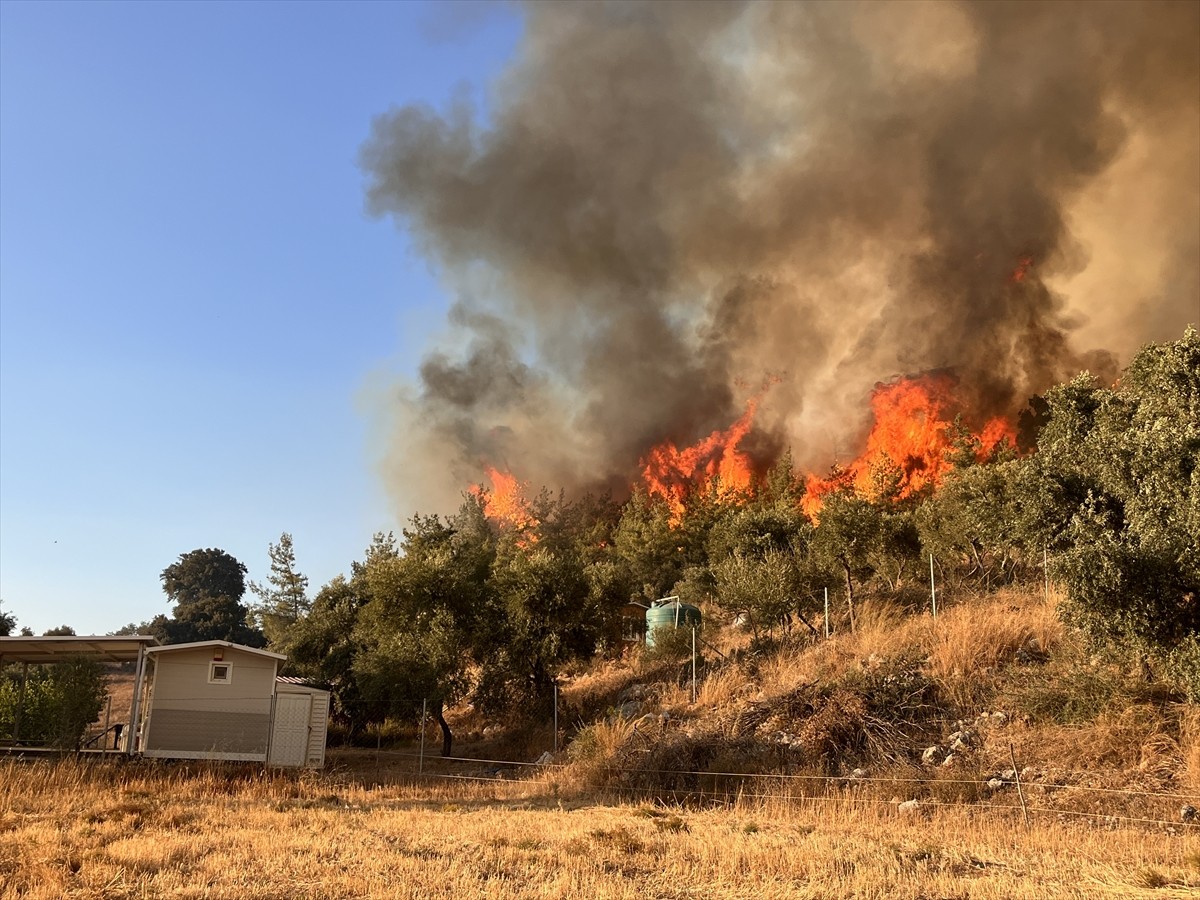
xmin=208 ymin=661 xmax=233 ymax=684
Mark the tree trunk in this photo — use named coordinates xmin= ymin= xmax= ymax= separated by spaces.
xmin=432 ymin=698 xmax=453 ymax=757
xmin=793 ymin=601 xmax=820 ymax=637
xmin=842 ymin=561 xmax=857 ymax=634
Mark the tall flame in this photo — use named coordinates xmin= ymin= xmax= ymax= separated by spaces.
xmin=471 ymin=466 xmax=537 ymax=534
xmin=802 ymin=375 xmax=1015 ymax=519
xmin=640 ymin=397 xmax=758 ymax=523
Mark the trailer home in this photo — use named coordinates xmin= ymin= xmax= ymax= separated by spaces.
xmin=140 ymin=640 xmax=328 ymax=767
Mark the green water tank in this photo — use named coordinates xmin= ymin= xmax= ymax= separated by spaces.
xmin=645 ymin=599 xmax=702 ymax=648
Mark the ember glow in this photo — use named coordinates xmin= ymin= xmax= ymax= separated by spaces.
xmin=640 ymin=397 xmax=759 ymax=523
xmin=801 ymin=375 xmax=1016 ymax=519
xmin=471 ymin=466 xmax=537 ymax=534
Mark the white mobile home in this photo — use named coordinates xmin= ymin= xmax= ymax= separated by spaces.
xmin=139 ymin=640 xmax=328 ymax=767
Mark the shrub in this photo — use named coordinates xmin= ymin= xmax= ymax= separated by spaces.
xmin=0 ymin=657 xmax=107 ymax=749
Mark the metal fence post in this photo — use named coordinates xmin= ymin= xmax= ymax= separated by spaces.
xmin=929 ymin=553 xmax=937 ymax=620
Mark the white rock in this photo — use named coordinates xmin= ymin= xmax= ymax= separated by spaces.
xmin=897 ymin=800 xmax=922 ymax=816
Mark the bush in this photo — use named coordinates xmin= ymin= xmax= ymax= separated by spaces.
xmin=0 ymin=657 xmax=107 ymax=748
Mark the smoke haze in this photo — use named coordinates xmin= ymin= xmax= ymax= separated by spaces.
xmin=362 ymin=0 xmax=1200 ymax=514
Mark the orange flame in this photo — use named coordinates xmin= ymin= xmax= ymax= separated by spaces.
xmin=802 ymin=375 xmax=1015 ymax=519
xmin=640 ymin=397 xmax=758 ymax=523
xmin=471 ymin=466 xmax=538 ymax=535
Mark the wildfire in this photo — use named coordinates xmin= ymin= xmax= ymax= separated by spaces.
xmin=471 ymin=466 xmax=537 ymax=535
xmin=801 ymin=374 xmax=1016 ymax=519
xmin=468 ymin=376 xmax=1016 ymax=530
xmin=640 ymin=397 xmax=758 ymax=523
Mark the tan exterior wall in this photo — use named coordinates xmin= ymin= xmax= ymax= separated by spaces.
xmin=142 ymin=647 xmax=277 ymax=760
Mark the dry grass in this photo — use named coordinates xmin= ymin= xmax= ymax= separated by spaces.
xmin=10 ymin=587 xmax=1193 ymax=898
xmin=1184 ymin=707 xmax=1200 ymax=792
xmin=547 ymin=588 xmax=1196 ymax=828
xmin=0 ymin=755 xmax=1196 ymax=899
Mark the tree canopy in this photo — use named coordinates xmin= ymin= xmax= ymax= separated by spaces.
xmin=157 ymin=548 xmax=263 ymax=646
xmin=1038 ymin=328 xmax=1199 ymax=694
xmin=250 ymin=532 xmax=310 ymax=648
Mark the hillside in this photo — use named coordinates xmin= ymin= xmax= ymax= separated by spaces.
xmin=450 ymin=585 xmax=1198 ymax=830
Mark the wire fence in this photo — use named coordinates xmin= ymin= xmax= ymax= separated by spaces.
xmin=354 ymin=742 xmax=1199 ymax=832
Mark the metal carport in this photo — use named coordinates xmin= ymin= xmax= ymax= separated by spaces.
xmin=0 ymin=635 xmax=159 ymax=753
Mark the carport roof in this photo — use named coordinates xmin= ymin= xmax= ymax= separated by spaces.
xmin=0 ymin=635 xmax=159 ymax=664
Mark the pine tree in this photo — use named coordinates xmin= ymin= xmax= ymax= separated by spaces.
xmin=250 ymin=533 xmax=310 ymax=647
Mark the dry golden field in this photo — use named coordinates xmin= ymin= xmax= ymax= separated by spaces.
xmin=1 ymin=754 xmax=1197 ymax=900
xmin=6 ymin=589 xmax=1198 ymax=898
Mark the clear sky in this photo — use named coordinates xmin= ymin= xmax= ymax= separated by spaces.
xmin=0 ymin=1 xmax=523 ymax=635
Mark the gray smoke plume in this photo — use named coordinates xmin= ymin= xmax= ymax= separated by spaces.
xmin=362 ymin=0 xmax=1200 ymax=514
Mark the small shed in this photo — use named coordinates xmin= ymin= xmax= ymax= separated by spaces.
xmin=139 ymin=640 xmax=327 ymax=767
xmin=269 ymin=677 xmax=330 ymax=769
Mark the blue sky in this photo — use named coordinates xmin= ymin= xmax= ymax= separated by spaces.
xmin=0 ymin=1 xmax=523 ymax=634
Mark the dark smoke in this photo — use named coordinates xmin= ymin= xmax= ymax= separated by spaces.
xmin=362 ymin=0 xmax=1200 ymax=513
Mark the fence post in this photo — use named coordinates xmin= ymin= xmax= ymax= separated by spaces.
xmin=553 ymin=683 xmax=559 ymax=754
xmin=691 ymin=626 xmax=697 ymax=704
xmin=929 ymin=553 xmax=937 ymax=621
xmin=419 ymin=699 xmax=427 ymax=776
xmin=824 ymin=588 xmax=830 ymax=639
xmin=1010 ymin=742 xmax=1029 ymax=828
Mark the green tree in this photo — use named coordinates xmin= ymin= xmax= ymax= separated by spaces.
xmin=250 ymin=533 xmax=311 ymax=647
xmin=1036 ymin=330 xmax=1199 ymax=695
xmin=712 ymin=547 xmax=817 ymax=637
xmin=158 ymin=548 xmax=263 ymax=646
xmin=485 ymin=538 xmax=597 ymax=714
xmin=707 ymin=503 xmax=820 ymax=635
xmin=288 ymin=575 xmax=372 ymax=737
xmin=349 ymin=517 xmax=492 ymax=754
xmin=809 ymin=492 xmax=886 ymax=632
xmin=1 ymin=602 xmax=17 ymax=636
xmin=42 ymin=625 xmax=76 ymax=636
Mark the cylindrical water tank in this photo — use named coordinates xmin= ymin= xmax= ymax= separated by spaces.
xmin=645 ymin=599 xmax=701 ymax=648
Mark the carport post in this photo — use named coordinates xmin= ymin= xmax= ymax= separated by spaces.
xmin=13 ymin=662 xmax=28 ymax=743
xmin=127 ymin=645 xmax=148 ymax=755
xmin=102 ymin=695 xmax=112 ymax=757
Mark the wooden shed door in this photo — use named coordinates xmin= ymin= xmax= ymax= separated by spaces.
xmin=269 ymin=693 xmax=312 ymax=767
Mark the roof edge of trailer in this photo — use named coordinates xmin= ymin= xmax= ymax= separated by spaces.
xmin=143 ymin=640 xmax=287 ymax=661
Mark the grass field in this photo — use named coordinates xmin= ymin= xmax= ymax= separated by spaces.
xmin=1 ymin=754 xmax=1197 ymax=899
xmin=6 ymin=589 xmax=1198 ymax=897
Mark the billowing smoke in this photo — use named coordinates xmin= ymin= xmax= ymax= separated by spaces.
xmin=362 ymin=0 xmax=1200 ymax=514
